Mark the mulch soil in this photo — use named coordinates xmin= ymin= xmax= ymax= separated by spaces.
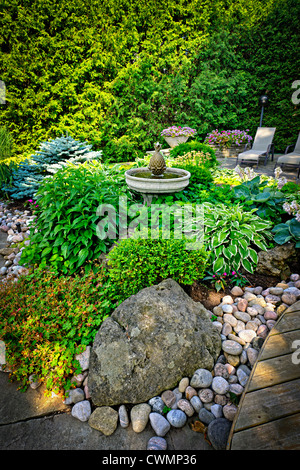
xmin=185 ymin=272 xmax=282 ymax=311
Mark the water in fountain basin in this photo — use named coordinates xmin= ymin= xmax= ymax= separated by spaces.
xmin=134 ymin=170 xmax=183 ymax=179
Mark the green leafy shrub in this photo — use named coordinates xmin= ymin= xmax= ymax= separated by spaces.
xmin=0 ymin=266 xmax=120 ymax=395
xmin=169 ymin=141 xmax=218 ymax=168
xmin=172 ymin=163 xmax=213 ymax=187
xmin=0 ymin=126 xmax=13 ymax=161
xmin=273 ymin=200 xmax=300 ymax=247
xmin=186 ymin=202 xmax=273 ymax=274
xmin=2 ymin=134 xmax=102 ymax=200
xmin=107 ymin=236 xmax=209 ymax=298
xmin=20 ymin=161 xmax=132 ymax=274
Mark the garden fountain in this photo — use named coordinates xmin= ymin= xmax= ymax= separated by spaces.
xmin=125 ymin=142 xmax=191 ymax=205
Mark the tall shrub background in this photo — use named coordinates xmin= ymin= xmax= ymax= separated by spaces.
xmin=0 ymin=0 xmax=299 ymax=162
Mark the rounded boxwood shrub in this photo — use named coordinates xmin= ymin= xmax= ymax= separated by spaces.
xmin=107 ymin=236 xmax=209 ymax=297
xmin=169 ymin=141 xmax=217 ymax=167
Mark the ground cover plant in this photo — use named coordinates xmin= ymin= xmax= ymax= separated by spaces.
xmin=0 ymin=265 xmax=120 ymax=395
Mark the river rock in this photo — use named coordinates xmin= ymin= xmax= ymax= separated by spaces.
xmin=178 ymin=377 xmax=189 ymax=393
xmin=149 ymin=412 xmax=170 ymax=436
xmin=118 ymin=405 xmax=129 ymax=428
xmin=222 ymin=340 xmax=243 ymax=356
xmin=147 ymin=437 xmax=167 ymax=450
xmin=190 ymin=395 xmax=203 ymax=412
xmin=281 ymin=293 xmax=297 ymax=305
xmin=190 ymin=368 xmax=213 ymax=388
xmin=88 ymin=279 xmax=221 ymax=406
xmin=131 ymin=403 xmax=151 ymax=433
xmin=148 ymin=396 xmax=165 ymax=414
xmin=199 ymin=388 xmax=214 ymax=403
xmin=237 ymin=298 xmax=248 ymax=312
xmin=212 ymin=376 xmax=229 ymax=395
xmin=238 ymin=329 xmax=256 ymax=343
xmin=89 ymin=406 xmax=118 ymax=435
xmin=207 ymin=418 xmax=232 ymax=450
xmin=230 ymin=286 xmax=244 ymax=296
xmin=223 ymin=404 xmax=238 ymax=421
xmin=199 ymin=408 xmax=215 ymax=425
xmin=177 ymin=398 xmax=195 ymax=417
xmin=71 ymin=400 xmax=91 ymax=422
xmin=161 ymin=390 xmax=176 ymax=408
xmin=166 ymin=409 xmax=187 ymax=428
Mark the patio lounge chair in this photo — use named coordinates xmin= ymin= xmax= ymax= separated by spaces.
xmin=236 ymin=127 xmax=276 ymax=168
xmin=274 ymin=132 xmax=300 ymax=178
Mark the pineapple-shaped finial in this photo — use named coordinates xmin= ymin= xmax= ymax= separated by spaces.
xmin=148 ymin=142 xmax=167 ymax=176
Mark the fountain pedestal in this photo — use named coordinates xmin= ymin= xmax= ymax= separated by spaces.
xmin=125 ymin=143 xmax=191 ymax=205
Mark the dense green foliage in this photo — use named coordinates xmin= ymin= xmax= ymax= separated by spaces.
xmin=0 ymin=126 xmax=13 ymax=160
xmin=20 ymin=161 xmax=133 ymax=273
xmin=1 ymin=160 xmax=299 ymax=395
xmin=107 ymin=236 xmax=209 ymax=298
xmin=185 ymin=202 xmax=273 ymax=274
xmin=169 ymin=141 xmax=217 ymax=167
xmin=0 ymin=0 xmax=299 ymax=162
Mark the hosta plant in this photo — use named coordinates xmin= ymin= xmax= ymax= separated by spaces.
xmin=188 ymin=202 xmax=273 ymax=274
xmin=272 ymin=201 xmax=300 ymax=247
xmin=232 ymin=171 xmax=286 ymax=222
xmin=20 ymin=161 xmax=132 ymax=275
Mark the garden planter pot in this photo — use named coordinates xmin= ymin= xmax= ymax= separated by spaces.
xmin=163 ymin=136 xmax=190 ymax=148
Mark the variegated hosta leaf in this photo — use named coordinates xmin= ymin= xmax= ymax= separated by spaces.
xmin=238 ymin=245 xmax=250 ymax=259
xmin=213 ymin=256 xmax=225 ymax=273
xmin=248 ymin=248 xmax=258 ymax=264
xmin=227 ymin=243 xmax=238 ymax=256
xmin=241 ymin=257 xmax=254 ymax=273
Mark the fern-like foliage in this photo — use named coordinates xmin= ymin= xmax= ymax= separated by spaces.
xmin=2 ymin=134 xmax=102 ymax=199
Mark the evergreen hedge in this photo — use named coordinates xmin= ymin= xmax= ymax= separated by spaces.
xmin=0 ymin=0 xmax=299 ymax=162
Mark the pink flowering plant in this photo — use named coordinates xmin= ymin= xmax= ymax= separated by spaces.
xmin=204 ymin=129 xmax=252 ymax=148
xmin=25 ymin=199 xmax=39 ymax=212
xmin=161 ymin=125 xmax=197 ymax=138
xmin=203 ymin=270 xmax=249 ymax=292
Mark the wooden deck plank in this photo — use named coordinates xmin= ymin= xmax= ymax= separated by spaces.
xmin=259 ymin=330 xmax=300 ymax=360
xmin=230 ymin=413 xmax=300 ymax=450
xmin=269 ymin=311 xmax=300 ymax=336
xmin=234 ymin=379 xmax=300 ymax=431
xmin=227 ymin=301 xmax=300 ymax=450
xmin=247 ymin=353 xmax=300 ymax=392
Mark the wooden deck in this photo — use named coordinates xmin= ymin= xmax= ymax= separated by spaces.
xmin=227 ymin=300 xmax=300 ymax=450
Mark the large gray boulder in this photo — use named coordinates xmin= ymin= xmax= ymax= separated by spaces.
xmin=255 ymin=242 xmax=297 ymax=278
xmin=88 ymin=279 xmax=221 ymax=406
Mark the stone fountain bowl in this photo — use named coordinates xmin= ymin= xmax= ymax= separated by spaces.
xmin=125 ymin=167 xmax=191 ymax=194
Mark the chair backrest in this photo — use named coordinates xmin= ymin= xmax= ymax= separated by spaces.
xmin=294 ymin=132 xmax=300 ymax=151
xmin=252 ymin=127 xmax=276 ymax=151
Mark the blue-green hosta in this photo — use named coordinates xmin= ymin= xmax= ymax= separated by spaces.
xmin=198 ymin=203 xmax=272 ymax=274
